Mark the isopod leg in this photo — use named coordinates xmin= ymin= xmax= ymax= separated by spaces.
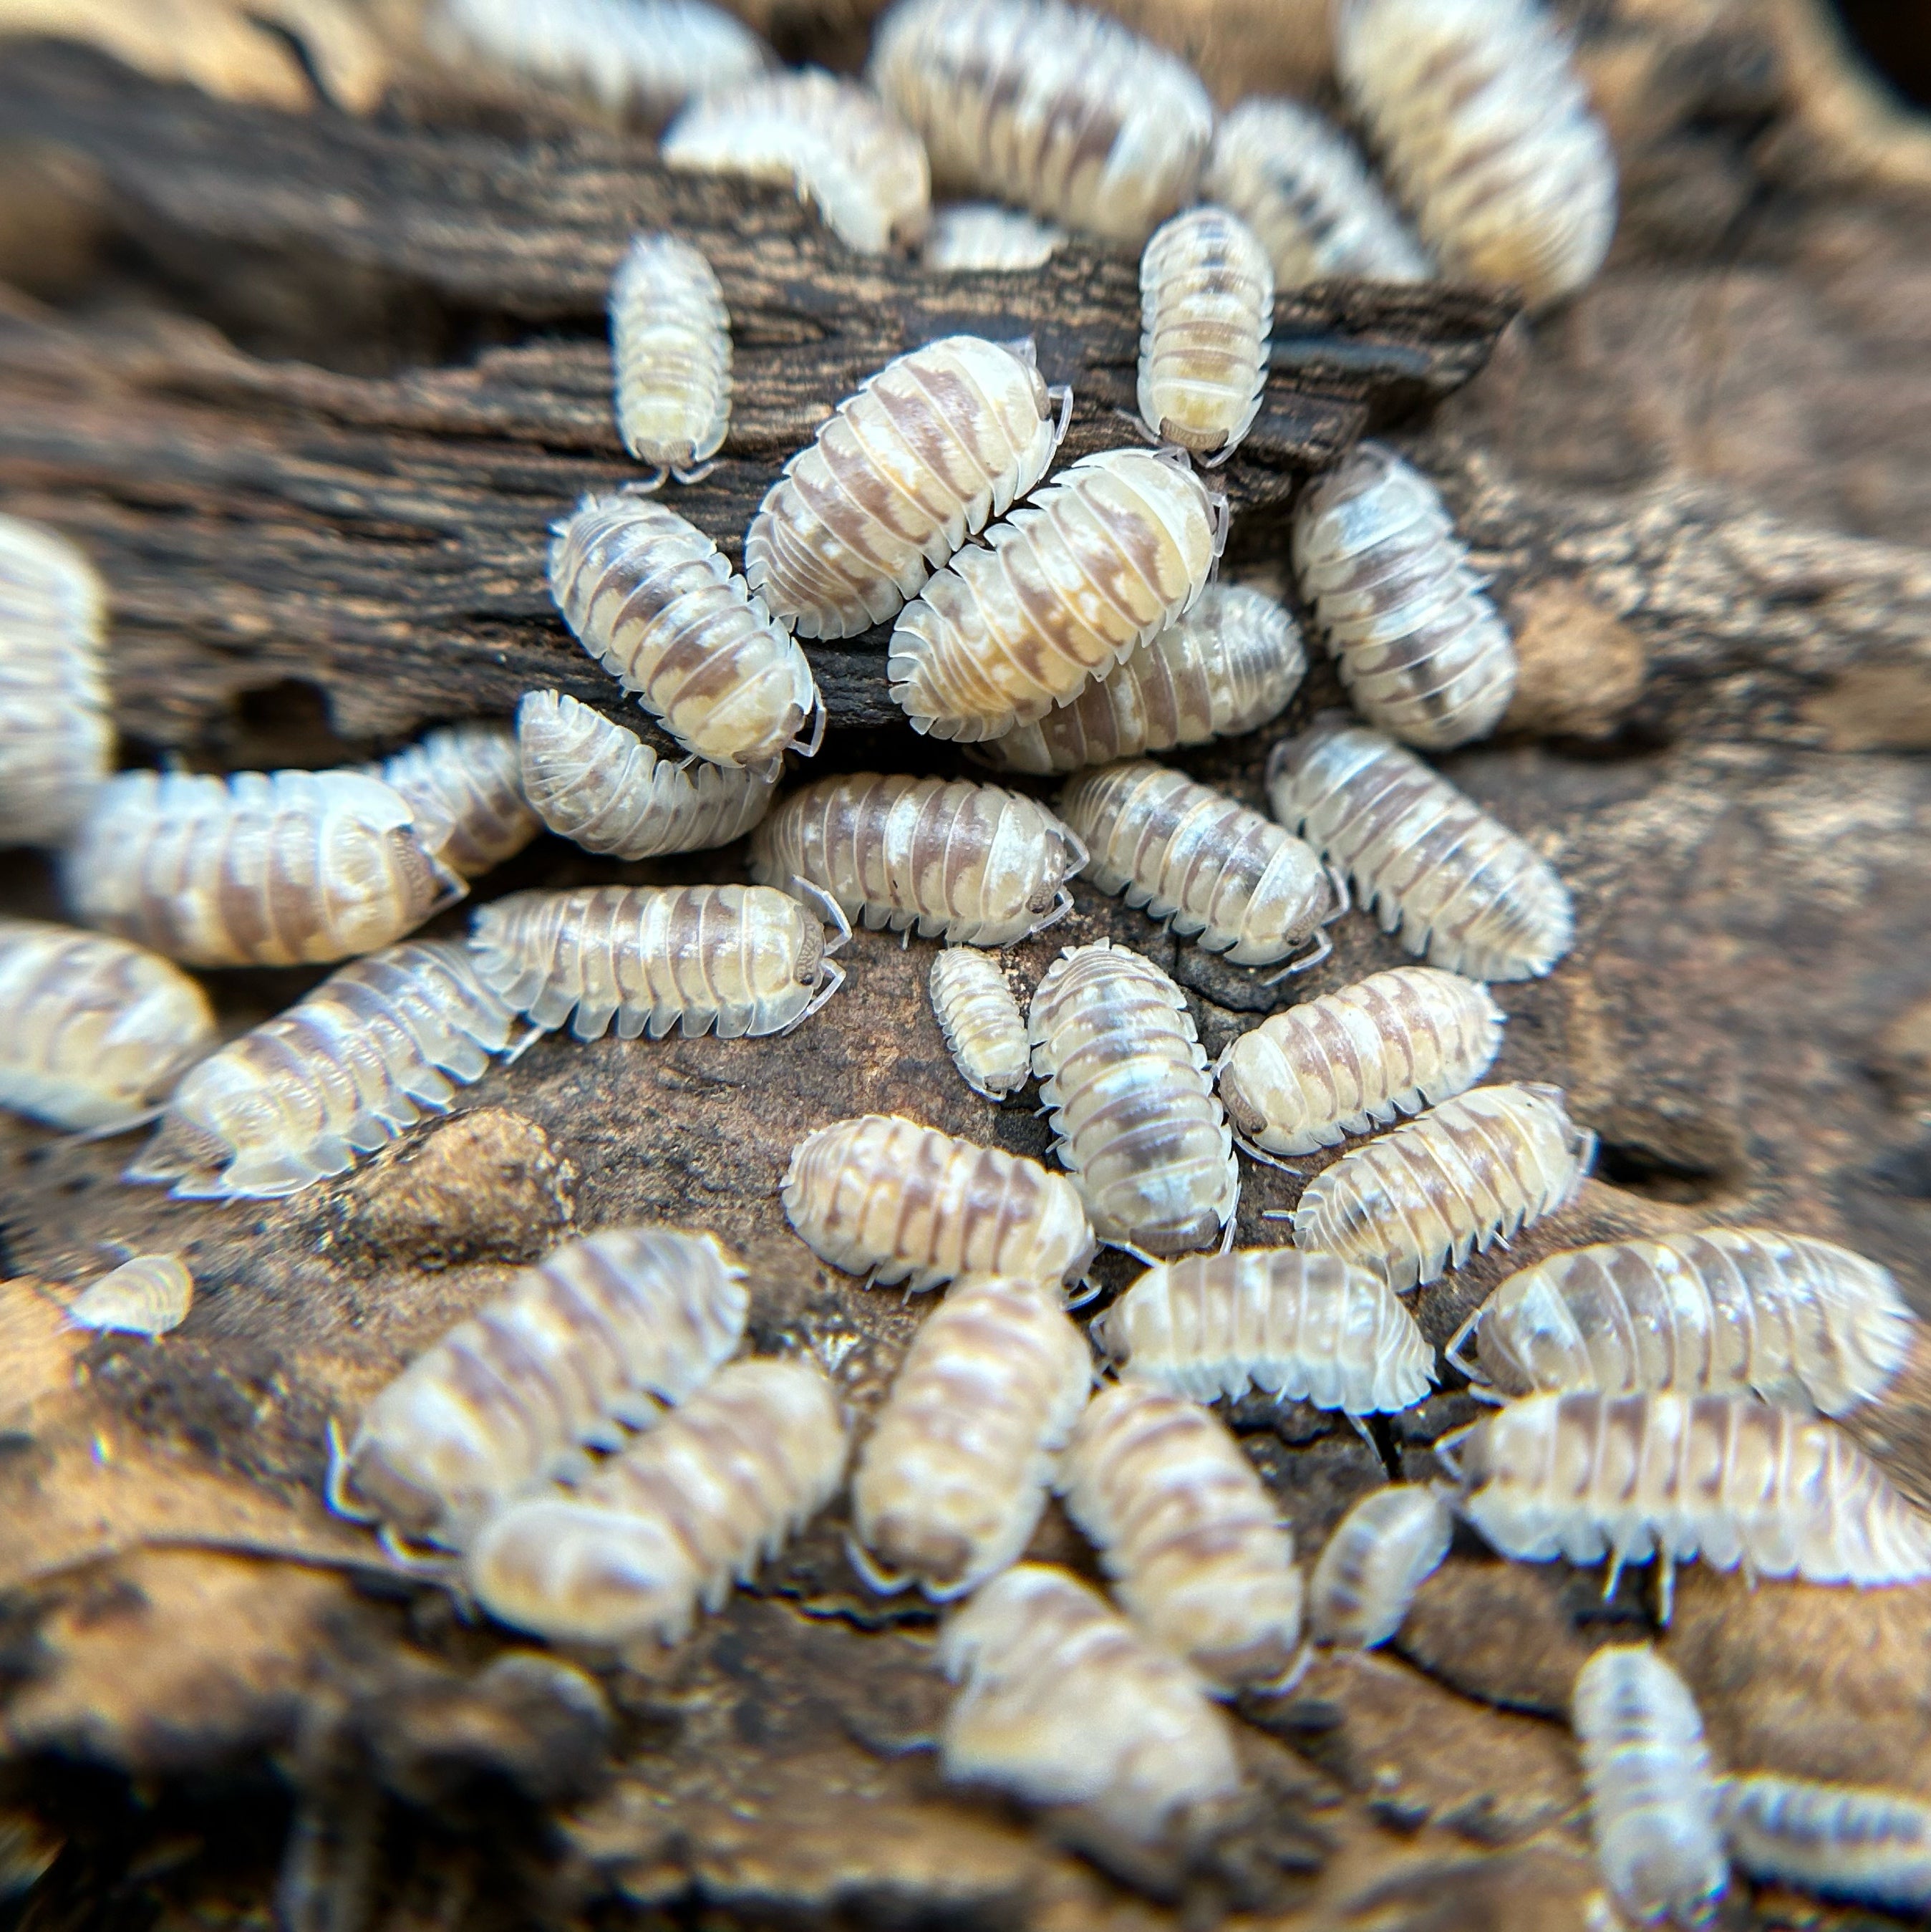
xmin=844 ymin=1532 xmax=914 ymax=1597
xmin=1062 ymin=1272 xmax=1104 ymax=1313
xmin=619 ymin=470 xmax=670 ymax=496
xmin=1323 ymin=861 xmax=1353 ymax=919
xmin=1442 ymin=1303 xmax=1492 ymax=1384
xmin=1656 ymin=1555 xmax=1677 ymax=1626
xmin=1258 ymin=1207 xmax=1293 ymax=1220
xmin=501 ymin=1022 xmax=548 ymax=1067
xmin=670 ymin=460 xmax=717 ymax=486
xmin=375 ymin=1522 xmax=463 ymax=1582
xmin=323 ymin=1418 xmax=377 ymax=1524
xmin=1249 ymin=1638 xmax=1315 ymax=1699
xmin=1431 ymin=1421 xmax=1477 ymax=1481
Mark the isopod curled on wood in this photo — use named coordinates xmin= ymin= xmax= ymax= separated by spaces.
xmin=928 ymin=948 xmax=1030 ymax=1101
xmin=374 ymin=723 xmax=541 ymax=879
xmin=1307 ymin=1484 xmax=1453 ymax=1648
xmin=923 ymin=203 xmax=1063 ymax=271
xmin=608 ymin=233 xmax=732 ymax=486
xmin=66 ymin=1253 xmax=195 ymax=1338
xmin=1721 ymin=1774 xmax=1931 ymax=1914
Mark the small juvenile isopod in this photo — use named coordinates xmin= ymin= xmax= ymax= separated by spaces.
xmin=516 ymin=690 xmax=776 ymax=860
xmin=548 ymin=493 xmax=821 ymax=770
xmin=742 ymin=336 xmax=1064 ymax=642
xmin=851 ymin=1275 xmax=1090 ymax=1599
xmin=126 ymin=940 xmax=519 ymax=1200
xmin=1267 ymin=715 xmax=1574 ymax=980
xmin=922 ymin=203 xmax=1063 ymax=271
xmin=1058 ymin=760 xmax=1337 ymax=968
xmin=891 ymin=449 xmax=1221 ymax=744
xmin=1092 ymin=1248 xmax=1433 ymax=1416
xmin=748 ymin=772 xmax=1084 ymax=947
xmin=334 ymin=1225 xmax=750 ymax=1550
xmin=1214 ymin=965 xmax=1504 ymax=1159
xmin=374 ymin=723 xmax=541 ymax=880
xmin=1721 ymin=1774 xmax=1931 ymax=1913
xmin=1028 ymin=940 xmax=1238 ymax=1259
xmin=608 ymin=233 xmax=731 ymax=486
xmin=1292 ymin=443 xmax=1517 ymax=749
xmin=1292 ymin=1082 xmax=1593 ymax=1292
xmin=1307 ymin=1484 xmax=1453 ymax=1648
xmin=781 ymin=1113 xmax=1096 ymax=1293
xmin=0 ymin=917 xmax=217 ymax=1133
xmin=928 ymin=948 xmax=1030 ymax=1101
xmin=66 ymin=1253 xmax=195 ymax=1338
xmin=467 ymin=1357 xmax=848 ymax=1643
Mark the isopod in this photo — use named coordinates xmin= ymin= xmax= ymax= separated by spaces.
xmin=1028 ymin=940 xmax=1238 ymax=1259
xmin=1058 ymin=760 xmax=1336 ymax=968
xmin=608 ymin=233 xmax=731 ymax=486
xmin=928 ymin=947 xmax=1030 ymax=1101
xmin=1307 ymin=1484 xmax=1453 ymax=1648
xmin=1267 ymin=715 xmax=1574 ymax=980
xmin=1292 ymin=443 xmax=1517 ymax=749
xmin=468 ymin=883 xmax=846 ymax=1042
xmin=1092 ymin=1248 xmax=1434 ymax=1416
xmin=334 ymin=1225 xmax=750 ymax=1550
xmin=781 ymin=1113 xmax=1096 ymax=1293
xmin=1292 ymin=1082 xmax=1592 ymax=1292
xmin=937 ymin=1563 xmax=1242 ymax=1842
xmin=126 ymin=940 xmax=519 ymax=1200
xmin=869 ymin=0 xmax=1215 ymax=245
xmin=742 ymin=335 xmax=1063 ymax=642
xmin=890 ymin=448 xmax=1221 ymax=744
xmin=63 ymin=769 xmax=464 ymax=968
xmin=923 ymin=202 xmax=1063 ymax=271
xmin=0 ymin=917 xmax=217 ymax=1133
xmin=548 ymin=493 xmax=821 ymax=770
xmin=747 ymin=771 xmax=1083 ymax=948
xmin=851 ymin=1275 xmax=1090 ymax=1599
xmin=468 ymin=1357 xmax=847 ymax=1643
xmin=374 ymin=723 xmax=541 ymax=879
xmin=1721 ymin=1774 xmax=1931 ymax=1913
xmin=1214 ymin=965 xmax=1504 ymax=1159
xmin=66 ymin=1253 xmax=195 ymax=1338
xmin=516 ymin=690 xmax=776 ymax=860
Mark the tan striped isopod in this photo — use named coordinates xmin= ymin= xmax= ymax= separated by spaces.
xmin=937 ymin=1563 xmax=1242 ymax=1842
xmin=548 ymin=493 xmax=821 ymax=770
xmin=922 ymin=203 xmax=1063 ymax=271
xmin=1292 ymin=443 xmax=1517 ymax=749
xmin=869 ymin=0 xmax=1215 ymax=245
xmin=977 ymin=582 xmax=1307 ymax=775
xmin=742 ymin=336 xmax=1065 ymax=642
xmin=516 ymin=690 xmax=775 ymax=861
xmin=1307 ymin=1484 xmax=1453 ymax=1648
xmin=1335 ymin=0 xmax=1617 ymax=310
xmin=1093 ymin=1248 xmax=1433 ymax=1416
xmin=332 ymin=1225 xmax=750 ymax=1552
xmin=1058 ymin=760 xmax=1337 ymax=969
xmin=467 ymin=1358 xmax=847 ymax=1643
xmin=1202 ymin=99 xmax=1433 ymax=287
xmin=662 ymin=68 xmax=930 ymax=255
xmin=1721 ymin=1774 xmax=1931 ymax=1913
xmin=608 ymin=233 xmax=731 ymax=486
xmin=748 ymin=771 xmax=1083 ymax=947
xmin=1267 ymin=715 xmax=1574 ymax=981
xmin=928 ymin=947 xmax=1030 ymax=1101
xmin=780 ymin=1113 xmax=1096 ymax=1293
xmin=1214 ymin=965 xmax=1504 ymax=1159
xmin=1028 ymin=940 xmax=1237 ymax=1259
xmin=66 ymin=1253 xmax=195 ymax=1338
xmin=1572 ymin=1645 xmax=1727 ymax=1928
xmin=468 ymin=883 xmax=846 ymax=1042
xmin=125 ymin=940 xmax=519 ymax=1200
xmin=851 ymin=1275 xmax=1090 ymax=1599
xmin=890 ymin=448 xmax=1221 ymax=744
xmin=0 ymin=917 xmax=216 ymax=1133
xmin=1137 ymin=206 xmax=1274 ymax=463
xmin=374 ymin=723 xmax=541 ymax=880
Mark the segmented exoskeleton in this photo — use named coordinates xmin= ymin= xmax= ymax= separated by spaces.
xmin=608 ymin=233 xmax=732 ymax=485
xmin=373 ymin=723 xmax=540 ymax=879
xmin=928 ymin=948 xmax=1031 ymax=1100
xmin=65 ymin=1253 xmax=195 ymax=1338
xmin=1307 ymin=1484 xmax=1453 ymax=1648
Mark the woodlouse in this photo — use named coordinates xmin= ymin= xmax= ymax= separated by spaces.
xmin=890 ymin=448 xmax=1221 ymax=744
xmin=742 ymin=336 xmax=1064 ymax=641
xmin=374 ymin=723 xmax=541 ymax=880
xmin=1307 ymin=1484 xmax=1453 ymax=1648
xmin=608 ymin=233 xmax=732 ymax=486
xmin=928 ymin=947 xmax=1030 ymax=1101
xmin=1721 ymin=1774 xmax=1931 ymax=1914
xmin=781 ymin=1112 xmax=1096 ymax=1293
xmin=66 ymin=1253 xmax=195 ymax=1338
xmin=922 ymin=203 xmax=1063 ymax=271
xmin=1267 ymin=715 xmax=1574 ymax=980
xmin=1028 ymin=940 xmax=1238 ymax=1259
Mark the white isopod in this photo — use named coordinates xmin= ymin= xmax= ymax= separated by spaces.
xmin=1307 ymin=1484 xmax=1454 ymax=1649
xmin=922 ymin=203 xmax=1063 ymax=271
xmin=373 ymin=723 xmax=541 ymax=880
xmin=1721 ymin=1774 xmax=1931 ymax=1914
xmin=608 ymin=233 xmax=732 ymax=486
xmin=928 ymin=948 xmax=1030 ymax=1101
xmin=66 ymin=1253 xmax=195 ymax=1338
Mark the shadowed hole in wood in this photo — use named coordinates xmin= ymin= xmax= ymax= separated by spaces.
xmin=1588 ymin=1138 xmax=1738 ymax=1204
xmin=1832 ymin=1 xmax=1931 ymax=110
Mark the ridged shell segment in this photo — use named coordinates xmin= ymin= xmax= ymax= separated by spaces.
xmin=609 ymin=233 xmax=732 ymax=477
xmin=67 ymin=1254 xmax=195 ymax=1338
xmin=374 ymin=723 xmax=540 ymax=879
xmin=1307 ymin=1484 xmax=1453 ymax=1648
xmin=1721 ymin=1774 xmax=1931 ymax=1913
xmin=923 ymin=203 xmax=1063 ymax=271
xmin=928 ymin=947 xmax=1030 ymax=1100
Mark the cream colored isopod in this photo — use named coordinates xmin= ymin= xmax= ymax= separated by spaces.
xmin=66 ymin=1253 xmax=195 ymax=1338
xmin=922 ymin=203 xmax=1063 ymax=271
xmin=928 ymin=948 xmax=1030 ymax=1101
xmin=1721 ymin=1775 xmax=1931 ymax=1914
xmin=373 ymin=723 xmax=541 ymax=880
xmin=608 ymin=233 xmax=732 ymax=486
xmin=1307 ymin=1484 xmax=1453 ymax=1649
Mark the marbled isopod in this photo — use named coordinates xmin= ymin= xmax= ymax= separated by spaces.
xmin=977 ymin=582 xmax=1306 ymax=775
xmin=1292 ymin=1082 xmax=1593 ymax=1292
xmin=608 ymin=233 xmax=732 ymax=483
xmin=662 ymin=68 xmax=930 ymax=255
xmin=742 ymin=336 xmax=1062 ymax=642
xmin=1307 ymin=1484 xmax=1453 ymax=1649
xmin=1214 ymin=965 xmax=1504 ymax=1158
xmin=66 ymin=1253 xmax=195 ymax=1338
xmin=1202 ymin=99 xmax=1432 ymax=287
xmin=890 ymin=449 xmax=1221 ymax=744
xmin=548 ymin=493 xmax=821 ymax=771
xmin=1028 ymin=941 xmax=1238 ymax=1259
xmin=63 ymin=769 xmax=464 ymax=969
xmin=1292 ymin=443 xmax=1517 ymax=749
xmin=923 ymin=202 xmax=1063 ymax=271
xmin=1093 ymin=1248 xmax=1433 ymax=1416
xmin=127 ymin=940 xmax=519 ymax=1201
xmin=516 ymin=691 xmax=775 ymax=861
xmin=374 ymin=723 xmax=541 ymax=880
xmin=851 ymin=1275 xmax=1090 ymax=1599
xmin=337 ymin=1225 xmax=750 ymax=1550
xmin=928 ymin=947 xmax=1030 ymax=1101
xmin=938 ymin=1563 xmax=1242 ymax=1842
xmin=781 ymin=1113 xmax=1096 ymax=1293
xmin=1267 ymin=715 xmax=1574 ymax=980
xmin=0 ymin=917 xmax=217 ymax=1133
xmin=467 ymin=1358 xmax=847 ymax=1643
xmin=869 ymin=0 xmax=1215 ymax=245
xmin=1721 ymin=1774 xmax=1931 ymax=1913
xmin=1058 ymin=760 xmax=1336 ymax=967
